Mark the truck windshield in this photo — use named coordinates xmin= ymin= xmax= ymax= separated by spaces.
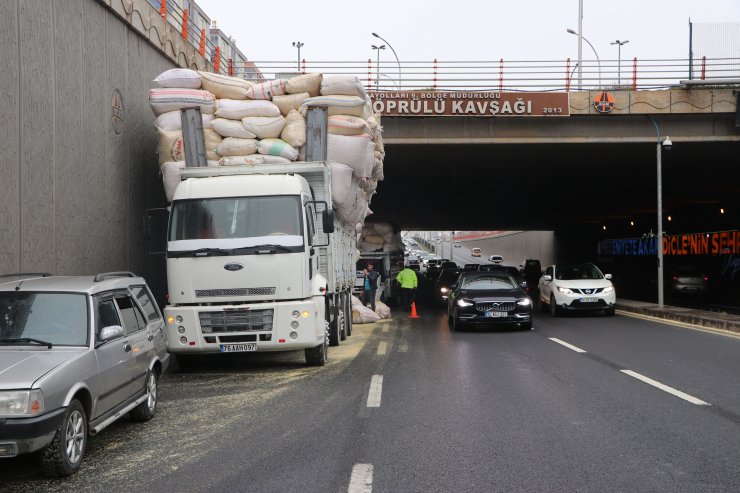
xmin=169 ymin=196 xmax=304 ymax=242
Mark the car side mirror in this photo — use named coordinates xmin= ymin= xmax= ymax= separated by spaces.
xmin=542 ymin=275 xmax=552 ymax=282
xmin=99 ymin=325 xmax=125 ymax=342
xmin=604 ymin=273 xmax=613 ymax=280
xmin=450 ymin=283 xmax=458 ymax=290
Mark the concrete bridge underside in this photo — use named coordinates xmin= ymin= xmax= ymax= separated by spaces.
xmin=373 ymin=112 xmax=740 ymax=232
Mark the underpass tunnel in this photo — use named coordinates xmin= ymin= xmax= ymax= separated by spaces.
xmin=372 ymin=140 xmax=740 ymax=309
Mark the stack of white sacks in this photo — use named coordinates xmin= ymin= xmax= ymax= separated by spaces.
xmin=357 ymin=221 xmax=404 ymax=253
xmin=148 ymin=69 xmax=384 ymax=226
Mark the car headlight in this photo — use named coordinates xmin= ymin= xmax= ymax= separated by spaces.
xmin=0 ymin=389 xmax=44 ymax=417
xmin=456 ymin=299 xmax=474 ymax=307
xmin=602 ymin=285 xmax=614 ymax=294
xmin=440 ymin=287 xmax=449 ymax=293
xmin=516 ymin=298 xmax=532 ymax=306
xmin=557 ymin=287 xmax=574 ymax=294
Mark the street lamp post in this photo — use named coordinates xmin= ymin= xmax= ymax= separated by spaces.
xmin=371 ymin=44 xmax=386 ymax=91
xmin=567 ymin=28 xmax=601 ymax=89
xmin=291 ymin=41 xmax=304 ymax=72
xmin=647 ymin=116 xmax=671 ymax=308
xmin=372 ymin=33 xmax=401 ymax=89
xmin=610 ymin=39 xmax=629 ymax=85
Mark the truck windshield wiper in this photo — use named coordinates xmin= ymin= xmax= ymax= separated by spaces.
xmin=169 ymin=247 xmax=233 ymax=258
xmin=233 ymin=244 xmax=294 ymax=254
xmin=0 ymin=337 xmax=53 ymax=349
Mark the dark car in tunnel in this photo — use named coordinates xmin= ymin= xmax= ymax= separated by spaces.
xmin=447 ymin=271 xmax=533 ymax=331
xmin=435 ymin=268 xmax=462 ymax=305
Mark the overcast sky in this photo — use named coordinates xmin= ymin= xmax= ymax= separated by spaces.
xmin=196 ymin=0 xmax=740 ymax=64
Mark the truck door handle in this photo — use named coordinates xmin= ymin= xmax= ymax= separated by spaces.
xmin=124 ymin=343 xmax=132 ymax=352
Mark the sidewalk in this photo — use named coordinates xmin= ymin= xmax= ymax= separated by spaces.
xmin=616 ymin=298 xmax=740 ymax=334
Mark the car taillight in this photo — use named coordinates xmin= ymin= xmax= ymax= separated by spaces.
xmin=703 ymin=275 xmax=709 ymax=281
xmin=671 ymin=276 xmax=679 ymax=282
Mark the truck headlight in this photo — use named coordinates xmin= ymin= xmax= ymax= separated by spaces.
xmin=0 ymin=389 xmax=44 ymax=417
xmin=456 ymin=299 xmax=474 ymax=307
xmin=557 ymin=287 xmax=574 ymax=294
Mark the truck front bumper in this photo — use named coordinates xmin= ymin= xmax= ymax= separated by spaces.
xmin=165 ymin=299 xmax=325 ymax=354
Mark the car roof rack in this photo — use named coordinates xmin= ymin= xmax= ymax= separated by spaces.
xmin=0 ymin=272 xmax=52 ymax=279
xmin=94 ymin=271 xmax=139 ymax=282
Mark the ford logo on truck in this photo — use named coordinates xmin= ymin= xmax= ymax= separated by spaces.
xmin=224 ymin=263 xmax=244 ymax=272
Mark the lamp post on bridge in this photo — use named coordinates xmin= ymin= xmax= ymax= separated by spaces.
xmin=567 ymin=28 xmax=601 ymax=89
xmin=372 ymin=33 xmax=401 ymax=89
xmin=291 ymin=41 xmax=304 ymax=72
xmin=371 ymin=44 xmax=386 ymax=91
xmin=610 ymin=39 xmax=629 ymax=85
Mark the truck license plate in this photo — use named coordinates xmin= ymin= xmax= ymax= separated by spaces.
xmin=485 ymin=311 xmax=507 ymax=318
xmin=220 ymin=343 xmax=257 ymax=352
xmin=580 ymin=297 xmax=598 ymax=303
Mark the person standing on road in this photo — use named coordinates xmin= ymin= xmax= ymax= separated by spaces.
xmin=362 ymin=263 xmax=381 ymax=312
xmin=396 ymin=262 xmax=418 ymax=312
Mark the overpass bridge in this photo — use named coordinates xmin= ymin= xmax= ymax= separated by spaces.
xmin=372 ymin=88 xmax=740 ymax=233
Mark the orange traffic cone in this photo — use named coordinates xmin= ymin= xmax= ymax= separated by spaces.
xmin=409 ymin=301 xmax=420 ymax=319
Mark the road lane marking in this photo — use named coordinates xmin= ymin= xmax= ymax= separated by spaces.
xmin=366 ymin=375 xmax=383 ymax=408
xmin=398 ymin=341 xmax=408 ymax=352
xmin=377 ymin=341 xmax=387 ymax=355
xmin=348 ymin=463 xmax=373 ymax=493
xmin=382 ymin=325 xmax=389 ymax=333
xmin=620 ymin=369 xmax=711 ymax=406
xmin=548 ymin=337 xmax=587 ymax=353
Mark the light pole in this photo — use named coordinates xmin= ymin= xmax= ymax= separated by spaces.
xmin=647 ymin=116 xmax=671 ymax=308
xmin=291 ymin=41 xmax=304 ymax=72
xmin=371 ymin=44 xmax=385 ymax=91
xmin=610 ymin=39 xmax=629 ymax=85
xmin=567 ymin=28 xmax=601 ymax=89
xmin=372 ymin=33 xmax=401 ymax=89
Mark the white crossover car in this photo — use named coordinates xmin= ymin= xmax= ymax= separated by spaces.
xmin=538 ymin=263 xmax=616 ymax=316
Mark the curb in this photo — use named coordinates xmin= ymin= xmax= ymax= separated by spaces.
xmin=616 ymin=303 xmax=740 ymax=335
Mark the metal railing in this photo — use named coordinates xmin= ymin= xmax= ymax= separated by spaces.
xmin=237 ymin=58 xmax=740 ymax=92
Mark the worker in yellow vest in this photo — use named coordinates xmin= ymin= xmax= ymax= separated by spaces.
xmin=396 ymin=261 xmax=418 ymax=312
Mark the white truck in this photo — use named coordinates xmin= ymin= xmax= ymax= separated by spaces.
xmin=163 ymin=160 xmax=356 ymax=366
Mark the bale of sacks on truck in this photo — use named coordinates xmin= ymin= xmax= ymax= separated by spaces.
xmin=148 ymin=69 xmax=385 ymax=229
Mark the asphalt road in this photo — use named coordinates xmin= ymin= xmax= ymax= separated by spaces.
xmin=3 ymin=308 xmax=740 ymax=492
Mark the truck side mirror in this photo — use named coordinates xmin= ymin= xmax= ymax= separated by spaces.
xmin=323 ymin=209 xmax=335 ymax=233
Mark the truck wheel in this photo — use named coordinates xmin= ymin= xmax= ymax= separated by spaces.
xmin=337 ymin=300 xmax=347 ymax=342
xmin=344 ymin=292 xmax=353 ymax=337
xmin=40 ymin=399 xmax=87 ymax=477
xmin=129 ymin=370 xmax=158 ymax=422
xmin=305 ymin=323 xmax=329 ymax=366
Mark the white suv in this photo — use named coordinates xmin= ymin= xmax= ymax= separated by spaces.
xmin=538 ymin=263 xmax=616 ymax=316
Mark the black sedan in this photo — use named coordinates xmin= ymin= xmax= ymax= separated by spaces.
xmin=447 ymin=271 xmax=533 ymax=331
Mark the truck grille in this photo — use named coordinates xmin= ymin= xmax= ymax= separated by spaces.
xmin=195 ymin=287 xmax=276 ymax=297
xmin=475 ymin=301 xmax=516 ymax=312
xmin=199 ymin=309 xmax=274 ymax=333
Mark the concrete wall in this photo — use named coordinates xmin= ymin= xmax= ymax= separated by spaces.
xmin=0 ymin=0 xmax=183 ymax=277
xmin=464 ymin=231 xmax=555 ymax=267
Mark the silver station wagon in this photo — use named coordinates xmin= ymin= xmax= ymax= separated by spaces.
xmin=0 ymin=272 xmax=169 ymax=476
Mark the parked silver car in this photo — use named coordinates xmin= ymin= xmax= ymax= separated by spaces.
xmin=0 ymin=272 xmax=169 ymax=476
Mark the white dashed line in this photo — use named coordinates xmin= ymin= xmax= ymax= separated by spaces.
xmin=620 ymin=369 xmax=711 ymax=406
xmin=398 ymin=342 xmax=408 ymax=353
xmin=382 ymin=325 xmax=389 ymax=333
xmin=348 ymin=463 xmax=373 ymax=493
xmin=366 ymin=375 xmax=383 ymax=408
xmin=548 ymin=337 xmax=587 ymax=353
xmin=377 ymin=341 xmax=387 ymax=355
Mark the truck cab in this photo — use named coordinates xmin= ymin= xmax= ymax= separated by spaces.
xmin=164 ymin=169 xmax=335 ymax=365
